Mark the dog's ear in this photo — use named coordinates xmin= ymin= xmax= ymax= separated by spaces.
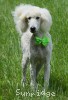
xmin=12 ymin=5 xmax=28 ymax=36
xmin=19 ymin=14 xmax=28 ymax=33
xmin=40 ymin=8 xmax=52 ymax=32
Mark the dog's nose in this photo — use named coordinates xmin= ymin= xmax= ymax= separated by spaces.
xmin=30 ymin=27 xmax=36 ymax=33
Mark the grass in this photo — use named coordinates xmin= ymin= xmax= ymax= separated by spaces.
xmin=0 ymin=0 xmax=68 ymax=100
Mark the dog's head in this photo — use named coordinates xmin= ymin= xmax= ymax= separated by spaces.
xmin=12 ymin=4 xmax=52 ymax=36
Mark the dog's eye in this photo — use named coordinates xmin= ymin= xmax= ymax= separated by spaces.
xmin=36 ymin=17 xmax=40 ymax=20
xmin=28 ymin=17 xmax=31 ymax=20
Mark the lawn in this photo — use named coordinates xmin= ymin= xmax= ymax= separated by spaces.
xmin=0 ymin=0 xmax=68 ymax=100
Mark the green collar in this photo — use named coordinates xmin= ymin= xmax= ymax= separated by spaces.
xmin=35 ymin=36 xmax=50 ymax=46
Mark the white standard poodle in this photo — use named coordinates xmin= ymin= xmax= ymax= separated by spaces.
xmin=12 ymin=4 xmax=52 ymax=90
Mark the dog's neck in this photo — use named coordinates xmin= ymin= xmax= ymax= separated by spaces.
xmin=32 ymin=30 xmax=47 ymax=38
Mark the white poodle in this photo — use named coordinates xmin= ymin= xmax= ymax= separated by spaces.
xmin=12 ymin=4 xmax=52 ymax=90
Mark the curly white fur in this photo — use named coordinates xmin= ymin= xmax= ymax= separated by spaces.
xmin=12 ymin=4 xmax=52 ymax=90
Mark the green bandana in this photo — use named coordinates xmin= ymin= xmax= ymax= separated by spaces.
xmin=35 ymin=36 xmax=50 ymax=46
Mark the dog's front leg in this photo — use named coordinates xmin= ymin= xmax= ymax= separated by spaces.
xmin=30 ymin=63 xmax=37 ymax=90
xmin=44 ymin=62 xmax=50 ymax=91
xmin=21 ymin=55 xmax=29 ymax=87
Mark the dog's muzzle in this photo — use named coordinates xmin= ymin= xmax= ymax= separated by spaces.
xmin=30 ymin=26 xmax=36 ymax=33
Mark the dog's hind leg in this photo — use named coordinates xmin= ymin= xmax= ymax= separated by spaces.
xmin=36 ymin=63 xmax=43 ymax=77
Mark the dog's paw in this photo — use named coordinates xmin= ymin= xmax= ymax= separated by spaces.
xmin=30 ymin=82 xmax=38 ymax=91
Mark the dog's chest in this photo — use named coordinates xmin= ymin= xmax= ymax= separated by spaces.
xmin=30 ymin=44 xmax=47 ymax=59
xmin=30 ymin=36 xmax=50 ymax=59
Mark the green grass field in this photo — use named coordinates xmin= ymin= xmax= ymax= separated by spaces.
xmin=0 ymin=0 xmax=68 ymax=100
